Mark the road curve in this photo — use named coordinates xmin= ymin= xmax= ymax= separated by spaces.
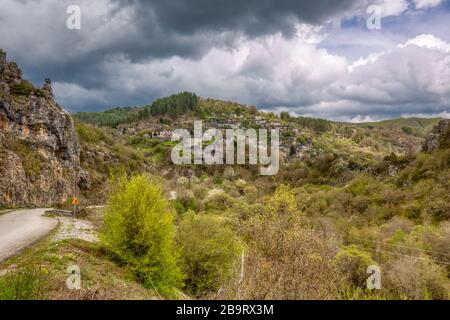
xmin=0 ymin=208 xmax=57 ymax=262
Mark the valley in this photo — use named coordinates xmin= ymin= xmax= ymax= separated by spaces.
xmin=0 ymin=49 xmax=449 ymax=300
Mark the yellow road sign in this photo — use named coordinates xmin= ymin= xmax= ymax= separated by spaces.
xmin=72 ymin=197 xmax=79 ymax=205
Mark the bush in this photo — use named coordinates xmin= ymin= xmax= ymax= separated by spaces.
xmin=333 ymin=245 xmax=375 ymax=287
xmin=220 ymin=186 xmax=340 ymax=299
xmin=234 ymin=179 xmax=247 ymax=194
xmin=100 ymin=174 xmax=184 ymax=297
xmin=383 ymin=256 xmax=449 ymax=300
xmin=9 ymin=81 xmax=45 ymax=97
xmin=402 ymin=126 xmax=413 ymax=135
xmin=204 ymin=192 xmax=235 ymax=212
xmin=75 ymin=121 xmax=113 ymax=144
xmin=177 ymin=213 xmax=241 ymax=296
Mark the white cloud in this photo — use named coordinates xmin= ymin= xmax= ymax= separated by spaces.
xmin=412 ymin=0 xmax=444 ymax=9
xmin=378 ymin=0 xmax=409 ymax=17
xmin=53 ymin=30 xmax=450 ymax=120
xmin=399 ymin=34 xmax=450 ymax=53
xmin=1 ymin=0 xmax=449 ymax=120
xmin=348 ymin=51 xmax=390 ymax=72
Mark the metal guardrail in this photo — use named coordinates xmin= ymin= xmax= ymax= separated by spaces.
xmin=45 ymin=209 xmax=73 ymax=216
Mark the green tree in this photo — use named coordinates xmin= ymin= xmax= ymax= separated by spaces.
xmin=100 ymin=174 xmax=184 ymax=296
xmin=280 ymin=111 xmax=291 ymax=120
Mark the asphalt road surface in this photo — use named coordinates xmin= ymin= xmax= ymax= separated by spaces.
xmin=0 ymin=208 xmax=57 ymax=262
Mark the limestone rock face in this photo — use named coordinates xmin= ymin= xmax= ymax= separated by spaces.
xmin=422 ymin=119 xmax=450 ymax=152
xmin=0 ymin=48 xmax=83 ymax=207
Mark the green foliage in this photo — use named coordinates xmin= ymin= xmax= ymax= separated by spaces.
xmin=139 ymin=92 xmax=199 ymax=118
xmin=171 ymin=190 xmax=197 ymax=214
xmin=75 ymin=120 xmax=113 ymax=144
xmin=129 ymin=136 xmax=177 ymax=164
xmin=0 ymin=266 xmax=48 ymax=300
xmin=100 ymin=174 xmax=184 ymax=296
xmin=204 ymin=192 xmax=236 ymax=212
xmin=402 ymin=126 xmax=413 ymax=135
xmin=75 ymin=107 xmax=140 ymax=128
xmin=339 ymin=286 xmax=389 ymax=300
xmin=345 ymin=175 xmax=373 ymax=196
xmin=229 ymin=185 xmax=340 ymax=299
xmin=4 ymin=136 xmax=43 ymax=178
xmin=177 ymin=212 xmax=241 ymax=296
xmin=295 ymin=116 xmax=331 ymax=132
xmin=333 ymin=245 xmax=374 ymax=287
xmin=280 ymin=111 xmax=291 ymax=120
xmin=9 ymin=81 xmax=45 ymax=97
xmin=360 ymin=118 xmax=441 ymax=137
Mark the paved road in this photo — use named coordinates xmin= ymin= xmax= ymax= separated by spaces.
xmin=0 ymin=208 xmax=57 ymax=262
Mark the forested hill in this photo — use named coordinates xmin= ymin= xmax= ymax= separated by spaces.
xmin=74 ymin=92 xmax=442 ymax=139
xmin=75 ymin=92 xmax=199 ymax=127
xmin=74 ymin=91 xmax=333 ymax=131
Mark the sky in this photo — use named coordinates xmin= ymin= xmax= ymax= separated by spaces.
xmin=0 ymin=0 xmax=449 ymax=122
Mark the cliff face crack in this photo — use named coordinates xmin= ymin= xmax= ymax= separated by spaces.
xmin=0 ymin=101 xmax=19 ymax=123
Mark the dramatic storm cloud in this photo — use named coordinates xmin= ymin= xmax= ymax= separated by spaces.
xmin=0 ymin=0 xmax=449 ymax=121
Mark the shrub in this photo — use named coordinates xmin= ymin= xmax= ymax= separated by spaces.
xmin=402 ymin=126 xmax=413 ymax=135
xmin=75 ymin=121 xmax=113 ymax=145
xmin=172 ymin=190 xmax=197 ymax=214
xmin=234 ymin=179 xmax=247 ymax=194
xmin=9 ymin=81 xmax=44 ymax=97
xmin=234 ymin=225 xmax=339 ymax=300
xmin=204 ymin=191 xmax=235 ymax=212
xmin=219 ymin=186 xmax=340 ymax=299
xmin=176 ymin=213 xmax=241 ymax=296
xmin=333 ymin=245 xmax=375 ymax=287
xmin=383 ymin=256 xmax=449 ymax=300
xmin=100 ymin=174 xmax=184 ymax=297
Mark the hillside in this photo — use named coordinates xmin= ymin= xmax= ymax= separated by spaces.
xmin=358 ymin=118 xmax=441 ymax=137
xmin=72 ymin=92 xmax=444 ymax=204
xmin=1 ymin=52 xmax=449 ymax=300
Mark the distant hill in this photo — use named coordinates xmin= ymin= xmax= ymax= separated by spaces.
xmin=357 ymin=117 xmax=442 ymax=137
xmin=76 ymin=106 xmax=141 ymax=128
xmin=75 ymin=92 xmax=200 ymax=128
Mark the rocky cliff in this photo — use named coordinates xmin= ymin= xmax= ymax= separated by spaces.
xmin=0 ymin=49 xmax=84 ymax=207
xmin=422 ymin=119 xmax=450 ymax=152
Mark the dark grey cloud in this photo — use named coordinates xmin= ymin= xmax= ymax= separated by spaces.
xmin=121 ymin=0 xmax=358 ymax=38
xmin=0 ymin=0 xmax=449 ymax=121
xmin=0 ymin=0 xmax=360 ymax=92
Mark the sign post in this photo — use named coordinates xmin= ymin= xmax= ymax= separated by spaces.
xmin=72 ymin=196 xmax=79 ymax=219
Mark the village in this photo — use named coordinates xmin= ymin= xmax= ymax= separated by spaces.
xmin=114 ymin=111 xmax=314 ymax=162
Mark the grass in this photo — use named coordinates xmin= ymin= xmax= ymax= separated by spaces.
xmin=0 ymin=222 xmax=159 ymax=300
xmin=0 ymin=266 xmax=49 ymax=300
xmin=3 ymin=135 xmax=44 ymax=178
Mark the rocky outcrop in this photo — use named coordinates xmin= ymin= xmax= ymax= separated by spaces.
xmin=422 ymin=119 xmax=450 ymax=152
xmin=0 ymin=48 xmax=84 ymax=207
